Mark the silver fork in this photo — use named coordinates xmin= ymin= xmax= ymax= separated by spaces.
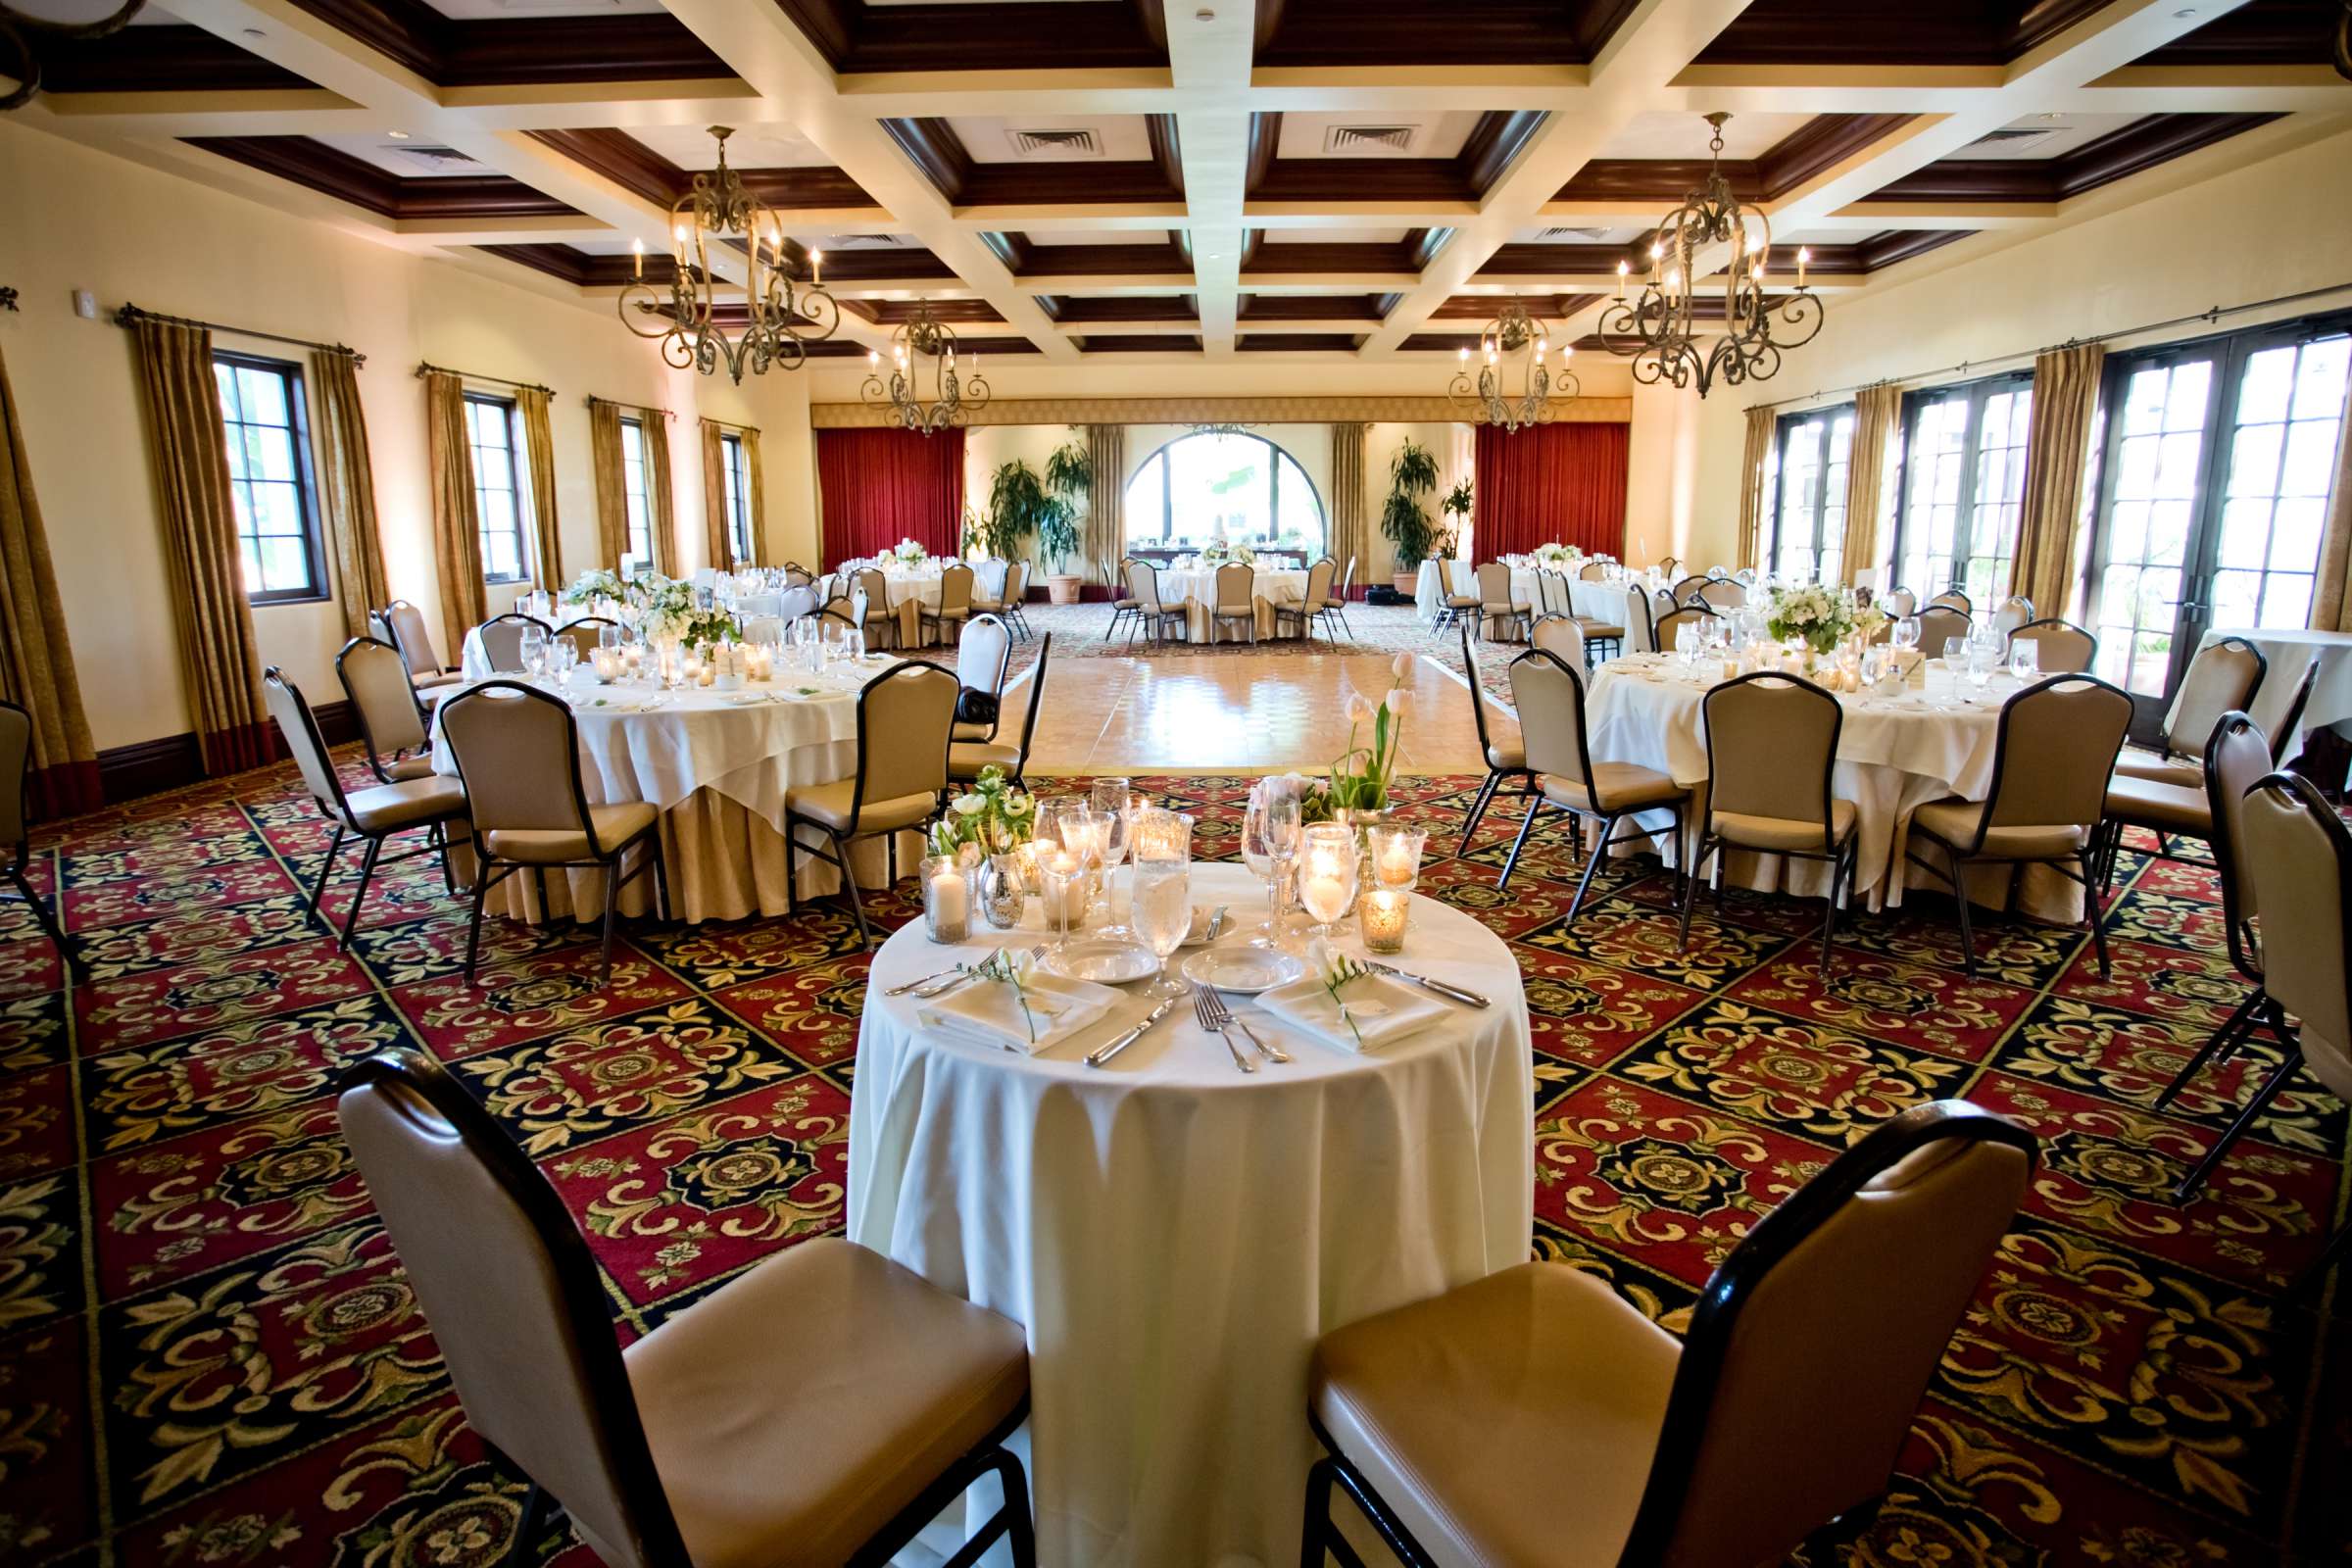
xmin=1200 ymin=985 xmax=1288 ymax=1063
xmin=1192 ymin=982 xmax=1255 ymax=1074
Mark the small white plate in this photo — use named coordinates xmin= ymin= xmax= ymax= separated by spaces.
xmin=1041 ymin=939 xmax=1161 ymax=986
xmin=1182 ymin=948 xmax=1305 ymax=995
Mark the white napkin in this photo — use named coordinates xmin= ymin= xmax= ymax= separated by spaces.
xmin=1252 ymin=971 xmax=1445 ymax=1053
xmin=916 ymin=970 xmax=1120 ymax=1054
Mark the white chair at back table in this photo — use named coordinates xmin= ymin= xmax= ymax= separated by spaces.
xmin=1694 ymin=577 xmax=1746 ymax=612
xmin=953 ymin=614 xmax=1014 ymax=743
xmin=379 ymin=600 xmax=463 ymax=704
xmin=1579 ymin=560 xmax=1608 ymax=581
xmin=1206 ymin=562 xmax=1258 ymax=645
xmin=1914 ymin=605 xmax=1972 ymax=657
xmin=2007 ymin=617 xmax=2095 ymax=675
xmin=855 ymin=567 xmax=901 ymax=650
xmin=1885 ymin=586 xmax=1919 ymax=617
xmin=953 ymin=634 xmax=1053 ymax=788
xmin=1531 ymin=613 xmax=1587 ymax=672
xmin=1623 ymin=583 xmax=1658 ymax=654
xmin=1927 ymin=588 xmax=1973 ymax=615
xmin=1991 ymin=596 xmax=2034 ymax=636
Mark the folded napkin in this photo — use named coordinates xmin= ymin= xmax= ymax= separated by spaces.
xmin=916 ymin=970 xmax=1120 ymax=1054
xmin=1252 ymin=971 xmax=1446 ymax=1053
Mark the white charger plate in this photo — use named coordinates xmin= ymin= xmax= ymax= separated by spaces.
xmin=1182 ymin=947 xmax=1305 ymax=996
xmin=1041 ymin=939 xmax=1161 ymax=986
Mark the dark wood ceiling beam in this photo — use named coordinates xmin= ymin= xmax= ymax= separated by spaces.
xmin=478 ymin=244 xmax=716 ymax=289
xmin=1753 ymin=114 xmax=1919 ymax=195
xmin=1242 ymin=241 xmax=1424 ymax=274
xmin=2132 ymin=0 xmax=2347 ymax=66
xmin=40 ymin=25 xmax=315 ymax=91
xmin=1254 ymin=0 xmax=1637 ymax=67
xmin=281 ymin=0 xmax=735 ymax=85
xmin=1148 ymin=115 xmax=1186 ymax=200
xmin=1011 ymin=241 xmax=1194 ymax=276
xmin=184 ymin=135 xmax=577 ymax=221
xmin=1079 ymin=334 xmax=1203 ymax=353
xmin=1692 ymin=0 xmax=2111 ymax=66
xmin=803 ymin=247 xmax=960 ymax=282
xmin=524 ymin=128 xmax=679 ymax=210
xmin=1044 ymin=296 xmax=1200 ymax=322
xmin=1554 ymin=113 xmax=1917 ymax=205
xmin=774 ymin=0 xmax=1165 ymax=74
xmin=881 ymin=119 xmax=972 ymax=204
xmin=1246 ymin=114 xmax=1282 ymax=197
xmin=864 ymin=299 xmax=1006 ymax=324
xmin=960 ymin=164 xmax=1186 ymax=207
xmin=1862 ymin=112 xmax=2281 ymax=201
xmin=1459 ymin=111 xmax=1548 ymax=195
xmin=1238 ymin=294 xmax=1390 ymax=320
xmin=1236 ymin=333 xmax=1363 ymax=350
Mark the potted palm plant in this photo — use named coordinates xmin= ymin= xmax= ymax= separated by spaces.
xmin=1381 ymin=439 xmax=1443 ymax=597
xmin=1041 ymin=436 xmax=1092 ymax=604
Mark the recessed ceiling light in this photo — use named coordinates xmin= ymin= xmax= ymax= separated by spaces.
xmin=386 ymin=129 xmax=412 ymax=139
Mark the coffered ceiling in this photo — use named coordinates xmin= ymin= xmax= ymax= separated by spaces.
xmin=13 ymin=0 xmax=2351 ymax=365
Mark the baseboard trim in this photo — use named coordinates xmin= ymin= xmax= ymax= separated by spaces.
xmin=97 ymin=699 xmax=357 ymax=805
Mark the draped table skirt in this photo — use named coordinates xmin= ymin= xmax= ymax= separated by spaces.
xmin=1152 ymin=567 xmax=1310 ymax=643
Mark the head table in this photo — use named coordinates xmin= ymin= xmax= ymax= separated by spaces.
xmin=850 ymin=860 xmax=1534 ymax=1566
xmin=1151 ymin=565 xmax=1310 ymax=642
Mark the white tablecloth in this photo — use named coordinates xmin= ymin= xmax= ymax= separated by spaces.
xmin=1153 ymin=566 xmax=1310 ymax=642
xmin=850 ymin=862 xmax=1535 ymax=1567
xmin=426 ymin=657 xmax=919 ymax=922
xmin=2196 ymin=625 xmax=2352 ymax=760
xmin=1413 ymin=561 xmax=1637 ymax=632
xmin=1586 ymin=654 xmax=2081 ymax=918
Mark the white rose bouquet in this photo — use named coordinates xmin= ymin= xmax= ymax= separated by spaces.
xmin=563 ymin=567 xmax=631 ymax=606
xmin=1764 ymin=583 xmax=1858 ymax=655
xmin=895 ymin=538 xmax=929 ymax=565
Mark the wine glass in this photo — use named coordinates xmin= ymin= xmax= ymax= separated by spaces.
xmin=1091 ymin=779 xmax=1135 ymax=869
xmin=1296 ymin=823 xmax=1358 ymax=943
xmin=1130 ymin=810 xmax=1193 ymax=999
xmin=1674 ymin=623 xmax=1698 ymax=665
xmin=1891 ymin=616 xmax=1921 ymax=654
xmin=1242 ymin=786 xmax=1302 ymax=946
xmin=1941 ymin=636 xmax=1967 ymax=667
xmin=518 ymin=625 xmax=547 ymax=680
xmin=2009 ymin=637 xmax=2040 ymax=684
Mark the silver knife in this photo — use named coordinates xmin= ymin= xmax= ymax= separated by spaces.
xmin=1369 ymin=962 xmax=1491 ymax=1008
xmin=1086 ymin=995 xmax=1180 ymax=1067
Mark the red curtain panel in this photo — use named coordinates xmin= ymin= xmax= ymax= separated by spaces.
xmin=815 ymin=426 xmax=967 ymax=568
xmin=1471 ymin=421 xmax=1630 ymax=560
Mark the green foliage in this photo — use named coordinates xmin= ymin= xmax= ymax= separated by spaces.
xmin=973 ymin=459 xmax=1062 ymax=564
xmin=1441 ymin=479 xmax=1473 ymax=519
xmin=1380 ymin=438 xmax=1444 ymax=570
xmin=1040 ymin=434 xmax=1091 ymax=572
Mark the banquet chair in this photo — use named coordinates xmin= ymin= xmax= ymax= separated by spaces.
xmin=1669 ymin=574 xmax=1709 ymax=604
xmin=555 ymin=617 xmax=623 ymax=663
xmin=1622 ymin=583 xmax=1658 ymax=654
xmin=478 ymin=612 xmax=553 ymax=674
xmin=1885 ymin=586 xmax=1919 ymax=617
xmin=1475 ymin=561 xmax=1532 ymax=643
xmin=1206 ymin=562 xmax=1258 ymax=645
xmin=1694 ymin=577 xmax=1747 ymax=612
xmin=783 ymin=661 xmax=959 ymax=950
xmin=1501 ymin=648 xmax=1688 ymax=914
xmin=1431 ymin=562 xmax=1482 ymax=634
xmin=968 ymin=558 xmax=1014 ymax=625
xmin=1324 ymin=557 xmax=1357 ymax=637
xmin=337 ymin=636 xmax=434 ymax=784
xmin=1299 ymin=1100 xmax=2034 ymax=1568
xmin=953 ymin=635 xmax=1053 ymax=788
xmin=380 ymin=600 xmax=463 ymax=702
xmin=1530 ymin=568 xmax=1569 ymax=620
xmin=1457 ymin=623 xmax=1529 ymax=858
xmin=1655 ymin=556 xmax=1680 ymax=578
xmin=1001 ymin=560 xmax=1035 ymax=639
xmin=855 ymin=567 xmax=903 ymax=651
xmin=953 ymin=614 xmax=1015 ymax=743
xmin=0 ymin=702 xmax=84 ymax=981
xmin=1914 ymin=605 xmax=1972 ymax=657
xmin=1579 ymin=559 xmax=1609 ymax=581
xmin=2114 ymin=635 xmax=2267 ymax=790
xmin=1905 ymin=673 xmax=2133 ymax=979
xmin=1678 ymin=673 xmax=1859 ymax=979
xmin=782 ymin=562 xmax=813 ymax=587
xmin=921 ymin=562 xmax=976 ymax=647
xmin=2099 ymin=659 xmax=2316 ymax=889
xmin=1122 ymin=560 xmax=1187 ymax=646
xmin=1991 ymin=595 xmax=2034 ymax=637
xmin=1652 ymin=605 xmax=1717 ymax=650
xmin=1531 ymin=613 xmax=1588 ymax=673
xmin=264 ymin=668 xmax=467 ymax=951
xmin=2007 ymin=617 xmax=2096 ymax=674
xmin=819 ymin=596 xmax=858 ymax=633
xmin=1927 ymin=589 xmax=1973 ymax=614
xmin=1277 ymin=558 xmax=1339 ymax=643
xmin=336 ymin=1048 xmax=1036 ymax=1568
xmin=438 ymin=682 xmax=668 ymax=985
xmin=1106 ymin=557 xmax=1142 ymax=642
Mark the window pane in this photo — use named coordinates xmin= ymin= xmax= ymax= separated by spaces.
xmin=1119 ymin=434 xmax=1323 ymax=555
xmin=214 ymin=355 xmax=319 ymax=599
xmin=237 ymin=366 xmax=287 ymax=426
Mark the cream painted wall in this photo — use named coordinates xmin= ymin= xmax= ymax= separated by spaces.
xmin=0 ymin=120 xmax=815 ymax=751
xmin=1684 ymin=123 xmax=2352 ymax=575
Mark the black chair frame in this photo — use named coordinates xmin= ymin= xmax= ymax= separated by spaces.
xmin=337 ymin=635 xmax=435 ymax=785
xmin=1455 ymin=622 xmax=1531 ymax=858
xmin=2096 ymin=655 xmax=2308 ymax=887
xmin=475 ymin=612 xmax=555 ymax=673
xmin=783 ymin=662 xmax=955 ymax=950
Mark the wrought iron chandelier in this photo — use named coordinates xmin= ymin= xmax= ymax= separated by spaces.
xmin=1597 ymin=112 xmax=1823 ymax=398
xmin=618 ymin=126 xmax=838 ymax=383
xmin=1447 ymin=299 xmax=1577 ymax=432
xmin=861 ymin=299 xmax=991 ymax=435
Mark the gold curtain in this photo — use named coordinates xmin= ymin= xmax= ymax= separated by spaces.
xmin=515 ymin=386 xmax=562 ymax=589
xmin=0 ymin=344 xmax=99 ymax=814
xmin=699 ymin=417 xmax=729 ymax=569
xmin=589 ymin=400 xmax=627 ymax=568
xmin=744 ymin=426 xmax=767 ymax=566
xmin=1839 ymin=383 xmax=1902 ymax=586
xmin=1084 ymin=424 xmax=1124 ymax=584
xmin=2008 ymin=342 xmax=2107 ymax=618
xmin=310 ymin=349 xmax=389 ymax=638
xmin=128 ymin=318 xmax=271 ymax=775
xmin=643 ymin=408 xmax=677 ymax=575
xmin=1330 ymin=421 xmax=1369 ymax=581
xmin=2306 ymin=398 xmax=2352 ymax=630
xmin=1735 ymin=406 xmax=1774 ymax=570
xmin=424 ymin=370 xmax=484 ymax=659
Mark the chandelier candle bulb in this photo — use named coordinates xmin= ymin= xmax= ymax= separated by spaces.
xmin=631 ymin=237 xmax=643 ymax=279
xmin=1616 ymin=260 xmax=1628 ymax=297
xmin=1797 ymin=247 xmax=1809 ymax=287
xmin=811 ymin=249 xmax=822 ymax=286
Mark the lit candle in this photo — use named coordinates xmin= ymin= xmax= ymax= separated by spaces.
xmin=632 ymin=237 xmax=644 ymax=279
xmin=925 ymin=858 xmax=969 ymax=943
xmin=1797 ymin=246 xmax=1810 ymax=287
xmin=1358 ymin=889 xmax=1409 ymax=954
xmin=811 ymin=248 xmax=823 ymax=286
xmin=1615 ymin=259 xmax=1628 ymax=298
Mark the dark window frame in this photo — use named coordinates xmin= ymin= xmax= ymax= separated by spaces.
xmin=1887 ymin=368 xmax=2035 ymax=603
xmin=1123 ymin=431 xmax=1328 ymax=552
xmin=619 ymin=415 xmax=653 ymax=572
xmin=721 ymin=430 xmax=753 ymax=565
xmin=1764 ymin=402 xmax=1854 ymax=582
xmin=214 ymin=350 xmax=329 ymax=606
xmin=464 ymin=391 xmax=530 ymax=586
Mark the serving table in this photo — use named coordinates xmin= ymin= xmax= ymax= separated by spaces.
xmin=849 ymin=861 xmax=1535 ymax=1566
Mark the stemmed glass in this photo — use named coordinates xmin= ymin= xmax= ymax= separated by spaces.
xmin=2009 ymin=637 xmax=2040 ymax=684
xmin=1242 ymin=785 xmax=1302 ymax=948
xmin=1891 ymin=616 xmax=1921 ymax=655
xmin=1090 ymin=779 xmax=1135 ymax=870
xmin=518 ymin=624 xmax=548 ymax=681
xmin=1296 ymin=823 xmax=1358 ymax=943
xmin=1129 ymin=808 xmax=1193 ymax=999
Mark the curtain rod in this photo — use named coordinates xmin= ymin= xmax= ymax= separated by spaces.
xmin=116 ymin=303 xmax=364 ymax=367
xmin=1748 ymin=278 xmax=2352 ymax=413
xmin=584 ymin=394 xmax=675 ymax=420
xmin=416 ymin=361 xmax=553 ymax=395
xmin=702 ymin=416 xmax=760 ymax=435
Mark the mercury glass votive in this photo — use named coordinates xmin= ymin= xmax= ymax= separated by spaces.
xmin=1358 ymin=888 xmax=1410 ymax=954
xmin=920 ymin=855 xmax=970 ymax=944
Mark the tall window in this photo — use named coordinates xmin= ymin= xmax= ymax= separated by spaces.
xmin=213 ymin=353 xmax=324 ymax=602
xmin=721 ymin=431 xmax=753 ymax=565
xmin=1120 ymin=431 xmax=1325 ymax=552
xmin=1766 ymin=406 xmax=1851 ymax=584
xmin=620 ymin=416 xmax=653 ymax=574
xmin=466 ymin=393 xmax=528 ymax=584
xmin=1890 ymin=372 xmax=2033 ymax=604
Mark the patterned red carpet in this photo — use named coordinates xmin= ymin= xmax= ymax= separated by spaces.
xmin=1 ymin=760 xmax=2345 ymax=1565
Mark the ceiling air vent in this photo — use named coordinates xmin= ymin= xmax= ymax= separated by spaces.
xmin=380 ymin=143 xmax=482 ymax=174
xmin=1540 ymin=226 xmax=1611 ymax=241
xmin=1005 ymin=128 xmax=1102 ymax=159
xmin=1323 ymin=124 xmax=1417 ymax=156
xmin=1964 ymin=125 xmax=2066 ymax=155
xmin=831 ymin=234 xmax=905 ymax=248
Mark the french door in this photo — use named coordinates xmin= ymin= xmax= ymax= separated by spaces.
xmin=1890 ymin=372 xmax=2034 ymax=605
xmin=2087 ymin=314 xmax=2352 ymax=698
xmin=1770 ymin=406 xmax=1853 ymax=584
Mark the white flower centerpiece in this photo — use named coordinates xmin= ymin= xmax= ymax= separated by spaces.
xmin=1532 ymin=541 xmax=1582 ymax=570
xmin=637 ymin=575 xmax=740 ymax=649
xmin=1763 ymin=582 xmax=1859 ymax=658
xmin=894 ymin=538 xmax=929 ymax=566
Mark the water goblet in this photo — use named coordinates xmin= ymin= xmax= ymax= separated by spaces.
xmin=1296 ymin=823 xmax=1358 ymax=942
xmin=1130 ymin=856 xmax=1193 ymax=998
xmin=1242 ymin=786 xmax=1303 ymax=946
xmin=1941 ymin=636 xmax=1967 ymax=667
xmin=1891 ymin=616 xmax=1921 ymax=653
xmin=2009 ymin=638 xmax=2040 ymax=684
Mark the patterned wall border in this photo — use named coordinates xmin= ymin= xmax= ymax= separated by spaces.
xmin=808 ymin=396 xmax=1634 ymax=428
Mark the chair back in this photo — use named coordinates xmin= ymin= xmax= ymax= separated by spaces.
xmin=2269 ymin=658 xmax=2319 ymax=764
xmin=997 ymin=634 xmax=1053 ymax=767
xmin=851 ymin=662 xmax=959 ymax=823
xmin=851 ymin=584 xmax=875 ymax=634
xmin=856 ymin=567 xmax=891 ymax=611
xmin=1651 ymin=587 xmax=1680 ymax=624
xmin=1125 ymin=559 xmax=1162 ymax=612
xmin=782 ymin=563 xmax=812 ymax=587
xmin=1531 ymin=613 xmax=1587 ymax=672
xmin=0 ymin=703 xmax=28 ymax=853
xmin=337 ymin=637 xmax=428 ymax=763
xmin=1213 ymin=562 xmax=1254 ymax=613
xmin=1656 ymin=556 xmax=1680 ymax=578
xmin=262 ymin=668 xmax=351 ymax=819
xmin=1694 ymin=577 xmax=1746 ymax=611
xmin=556 ymin=618 xmax=622 ymax=662
xmin=956 ymin=614 xmax=1013 ymax=698
xmin=1620 ymin=1102 xmax=2034 ymax=1567
xmin=1506 ymin=649 xmax=1596 ymax=801
xmin=383 ymin=600 xmax=445 ymax=678
xmin=1301 ymin=557 xmax=1337 ymax=612
xmin=1734 ymin=567 xmax=1758 ymax=586
xmin=1337 ymin=557 xmax=1357 ymax=597
xmin=1460 ymin=624 xmax=1506 ymax=759
xmin=337 ymin=1050 xmax=688 ymax=1568
xmin=2202 ymin=710 xmax=2272 ymax=983
xmin=478 ymin=612 xmax=551 ymax=673
xmin=1885 ymin=586 xmax=1918 ymax=617
xmin=2163 ymin=635 xmax=2267 ymax=758
xmin=1976 ymin=675 xmax=2133 ymax=843
xmin=1653 ymin=606 xmax=1716 ymax=648
xmin=1702 ymin=674 xmax=1842 ymax=851
xmin=1475 ymin=561 xmax=1515 ymax=610
xmin=1579 ymin=560 xmax=1607 ymax=581
xmin=439 ymin=682 xmax=598 ymax=849
xmin=1991 ymin=595 xmax=2034 ymax=636
xmin=1927 ymin=589 xmax=1972 ymax=614
xmin=1003 ymin=559 xmax=1030 ymax=608
xmin=820 ymin=595 xmax=857 ymax=629
xmin=935 ymin=563 xmax=974 ymax=616
xmin=1624 ymin=584 xmax=1657 ymax=654
xmin=2240 ymin=773 xmax=2352 ymax=1101
xmin=2007 ymin=617 xmax=2094 ymax=674
xmin=1915 ymin=605 xmax=1972 ymax=655
xmin=1545 ymin=570 xmax=1581 ymax=617
xmin=1669 ymin=574 xmax=1708 ymax=603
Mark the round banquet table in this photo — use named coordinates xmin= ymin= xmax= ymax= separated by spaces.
xmin=848 ymin=861 xmax=1535 ymax=1567
xmin=1412 ymin=560 xmax=1639 ymax=632
xmin=1584 ymin=652 xmax=2082 ymax=919
xmin=425 ymin=658 xmax=920 ymax=923
xmin=2192 ymin=625 xmax=2352 ymax=764
xmin=1152 ymin=566 xmax=1310 ymax=642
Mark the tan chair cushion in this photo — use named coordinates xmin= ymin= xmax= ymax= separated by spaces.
xmin=378 ymin=754 xmax=436 ymax=782
xmin=1575 ymin=619 xmax=1626 ymax=639
xmin=2104 ymin=773 xmax=2212 ymax=834
xmin=620 ymin=1238 xmax=1029 ymax=1568
xmin=952 ymin=720 xmax=996 ymax=744
xmin=787 ymin=778 xmax=937 ymax=835
xmin=2113 ymin=749 xmax=2200 ymax=790
xmin=1311 ymin=1261 xmax=1679 ymax=1568
xmin=339 ymin=776 xmax=467 ymax=835
xmin=1912 ymin=798 xmax=2088 ymax=858
xmin=1712 ymin=797 xmax=1858 ymax=853
xmin=1445 ymin=594 xmax=1481 ymax=610
xmin=950 ymin=741 xmax=1022 ymax=779
xmin=1538 ymin=761 xmax=1686 ymax=813
xmin=413 ymin=669 xmax=463 ymax=692
xmin=483 ymin=801 xmax=658 ymax=864
xmin=1486 ymin=741 xmax=1525 ymax=771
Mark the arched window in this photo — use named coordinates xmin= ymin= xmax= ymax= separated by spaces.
xmin=1123 ymin=431 xmax=1325 ymax=554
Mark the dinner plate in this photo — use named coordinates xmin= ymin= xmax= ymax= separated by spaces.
xmin=1181 ymin=947 xmax=1305 ymax=995
xmin=1041 ymin=939 xmax=1160 ymax=985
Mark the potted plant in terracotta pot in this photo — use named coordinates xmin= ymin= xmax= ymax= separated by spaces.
xmin=1381 ymin=438 xmax=1442 ymax=597
xmin=1042 ymin=436 xmax=1092 ymax=604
